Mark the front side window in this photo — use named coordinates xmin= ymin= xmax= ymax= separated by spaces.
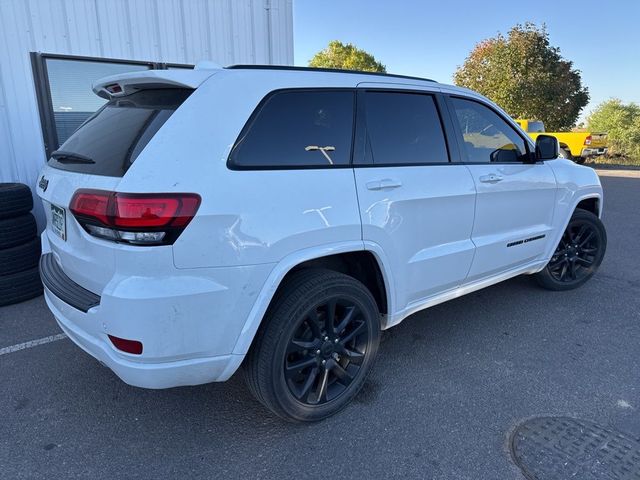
xmin=230 ymin=90 xmax=355 ymax=168
xmin=363 ymin=92 xmax=449 ymax=165
xmin=451 ymin=97 xmax=527 ymax=163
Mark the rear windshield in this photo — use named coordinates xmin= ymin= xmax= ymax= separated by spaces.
xmin=47 ymin=88 xmax=192 ymax=177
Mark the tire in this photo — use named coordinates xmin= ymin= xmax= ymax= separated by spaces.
xmin=535 ymin=208 xmax=606 ymax=291
xmin=0 ymin=237 xmax=41 ymax=276
xmin=575 ymin=156 xmax=586 ymax=165
xmin=0 ymin=183 xmax=33 ymax=219
xmin=0 ymin=213 xmax=37 ymax=249
xmin=243 ymin=268 xmax=381 ymax=422
xmin=0 ymin=267 xmax=43 ymax=307
xmin=558 ymin=148 xmax=572 ymax=161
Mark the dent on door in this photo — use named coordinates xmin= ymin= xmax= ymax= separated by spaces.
xmin=356 ymin=165 xmax=477 ymax=311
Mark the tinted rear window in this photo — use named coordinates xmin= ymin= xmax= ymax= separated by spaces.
xmin=47 ymin=89 xmax=192 ymax=177
xmin=230 ymin=90 xmax=355 ymax=168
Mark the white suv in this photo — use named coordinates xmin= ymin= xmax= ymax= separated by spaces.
xmin=37 ymin=65 xmax=607 ymax=421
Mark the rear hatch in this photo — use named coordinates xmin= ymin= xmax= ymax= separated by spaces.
xmin=37 ymin=72 xmax=210 ymax=295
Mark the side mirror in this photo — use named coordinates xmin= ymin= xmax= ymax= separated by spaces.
xmin=535 ymin=134 xmax=559 ymax=160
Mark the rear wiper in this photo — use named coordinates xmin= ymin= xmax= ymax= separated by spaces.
xmin=51 ymin=150 xmax=95 ymax=164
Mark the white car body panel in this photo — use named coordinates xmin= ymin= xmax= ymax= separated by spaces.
xmin=542 ymin=159 xmax=603 ymax=259
xmin=355 ymin=165 xmax=476 ymax=311
xmin=463 ymin=162 xmax=558 ymax=280
xmin=39 ymin=168 xmax=121 ymax=293
xmin=36 ymin=67 xmax=604 ymax=389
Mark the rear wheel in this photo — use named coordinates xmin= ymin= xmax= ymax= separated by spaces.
xmin=535 ymin=209 xmax=606 ymax=291
xmin=243 ymin=268 xmax=380 ymax=422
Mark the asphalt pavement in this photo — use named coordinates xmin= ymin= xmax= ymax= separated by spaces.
xmin=1 ymin=170 xmax=639 ymax=479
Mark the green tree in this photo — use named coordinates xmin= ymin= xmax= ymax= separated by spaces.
xmin=587 ymin=99 xmax=640 ymax=159
xmin=454 ymin=23 xmax=589 ymax=131
xmin=309 ymin=40 xmax=386 ymax=73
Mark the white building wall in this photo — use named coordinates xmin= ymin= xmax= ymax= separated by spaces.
xmin=0 ymin=0 xmax=293 ymax=209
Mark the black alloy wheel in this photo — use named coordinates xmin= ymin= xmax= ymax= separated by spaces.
xmin=284 ymin=298 xmax=369 ymax=405
xmin=548 ymin=221 xmax=599 ymax=282
xmin=536 ymin=208 xmax=606 ymax=290
xmin=244 ymin=268 xmax=380 ymax=422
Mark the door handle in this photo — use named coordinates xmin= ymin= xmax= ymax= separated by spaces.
xmin=479 ymin=173 xmax=504 ymax=184
xmin=366 ymin=179 xmax=403 ymax=191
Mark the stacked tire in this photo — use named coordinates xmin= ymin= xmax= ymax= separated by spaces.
xmin=0 ymin=183 xmax=43 ymax=306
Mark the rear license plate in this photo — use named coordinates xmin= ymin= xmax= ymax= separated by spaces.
xmin=50 ymin=204 xmax=66 ymax=241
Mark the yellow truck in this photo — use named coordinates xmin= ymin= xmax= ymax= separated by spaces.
xmin=515 ymin=119 xmax=607 ymax=164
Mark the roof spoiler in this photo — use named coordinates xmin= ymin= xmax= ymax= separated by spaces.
xmin=92 ymin=68 xmax=220 ymax=99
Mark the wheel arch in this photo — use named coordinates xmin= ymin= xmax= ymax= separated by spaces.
xmin=231 ymin=241 xmax=394 ymax=356
xmin=557 ymin=143 xmax=576 ymax=160
xmin=541 ymin=191 xmax=603 ymax=265
xmin=575 ymin=196 xmax=601 ymax=218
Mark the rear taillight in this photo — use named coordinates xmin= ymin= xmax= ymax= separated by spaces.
xmin=584 ymin=135 xmax=592 ymax=145
xmin=69 ymin=189 xmax=201 ymax=245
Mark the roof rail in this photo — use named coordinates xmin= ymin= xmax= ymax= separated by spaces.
xmin=225 ymin=64 xmax=436 ymax=83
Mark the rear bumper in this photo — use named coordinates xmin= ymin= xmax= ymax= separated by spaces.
xmin=40 ymin=253 xmax=99 ymax=312
xmin=39 ymin=252 xmax=273 ymax=388
xmin=581 ymin=147 xmax=608 ymax=157
xmin=46 ymin=288 xmax=242 ymax=389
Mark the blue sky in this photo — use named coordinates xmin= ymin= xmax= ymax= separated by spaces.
xmin=293 ymin=0 xmax=640 ymax=122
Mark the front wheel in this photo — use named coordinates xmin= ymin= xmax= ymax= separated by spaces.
xmin=535 ymin=208 xmax=607 ymax=291
xmin=243 ymin=268 xmax=381 ymax=422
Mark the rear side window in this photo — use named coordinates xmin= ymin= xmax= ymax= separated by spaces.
xmin=450 ymin=97 xmax=528 ymax=163
xmin=48 ymin=89 xmax=192 ymax=177
xmin=363 ymin=92 xmax=449 ymax=165
xmin=230 ymin=90 xmax=355 ymax=168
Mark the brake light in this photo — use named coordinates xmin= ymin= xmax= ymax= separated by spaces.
xmin=105 ymin=83 xmax=122 ymax=94
xmin=584 ymin=135 xmax=592 ymax=146
xmin=69 ymin=189 xmax=201 ymax=245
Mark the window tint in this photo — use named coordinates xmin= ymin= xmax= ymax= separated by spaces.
xmin=45 ymin=58 xmax=151 ymax=145
xmin=363 ymin=92 xmax=448 ymax=165
xmin=451 ymin=97 xmax=527 ymax=163
xmin=231 ymin=90 xmax=355 ymax=168
xmin=48 ymin=89 xmax=192 ymax=177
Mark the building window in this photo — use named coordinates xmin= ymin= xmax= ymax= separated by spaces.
xmin=31 ymin=53 xmax=192 ymax=158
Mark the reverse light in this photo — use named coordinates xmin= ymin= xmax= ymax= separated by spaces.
xmin=70 ymin=189 xmax=201 ymax=245
xmin=584 ymin=135 xmax=592 ymax=146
